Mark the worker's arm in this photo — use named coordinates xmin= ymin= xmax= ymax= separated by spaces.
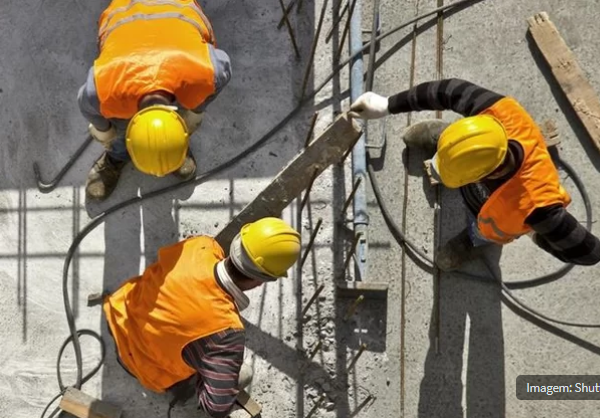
xmin=182 ymin=328 xmax=245 ymax=418
xmin=191 ymin=46 xmax=232 ymax=113
xmin=77 ymin=67 xmax=112 ymax=131
xmin=387 ymin=78 xmax=504 ymax=116
xmin=526 ymin=204 xmax=600 ymax=265
xmin=349 ymin=78 xmax=504 ymax=119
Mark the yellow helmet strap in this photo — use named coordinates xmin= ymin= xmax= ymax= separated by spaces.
xmin=230 ymin=235 xmax=278 ymax=282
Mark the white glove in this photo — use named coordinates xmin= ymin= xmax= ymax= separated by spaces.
xmin=348 ymin=92 xmax=390 ymax=120
xmin=181 ymin=110 xmax=204 ymax=133
xmin=89 ymin=123 xmax=117 ymax=149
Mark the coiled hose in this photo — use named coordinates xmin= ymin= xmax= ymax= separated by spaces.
xmin=367 ymin=150 xmax=600 ymax=328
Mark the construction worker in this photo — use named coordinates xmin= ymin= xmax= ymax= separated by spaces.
xmin=349 ymin=78 xmax=600 ymax=271
xmin=78 ymin=0 xmax=231 ymax=201
xmin=103 ymin=217 xmax=301 ymax=417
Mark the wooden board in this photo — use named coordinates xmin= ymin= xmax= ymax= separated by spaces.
xmin=216 ymin=113 xmax=362 ymax=252
xmin=336 ymin=280 xmax=388 ymax=299
xmin=59 ymin=387 xmax=122 ymax=418
xmin=236 ymin=389 xmax=262 ymax=417
xmin=528 ymin=12 xmax=600 ymax=154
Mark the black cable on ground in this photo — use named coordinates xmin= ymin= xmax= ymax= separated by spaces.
xmin=367 ymin=152 xmax=600 ymax=328
xmin=502 ymin=154 xmax=590 ymax=289
xmin=40 ymin=1 xmax=495 ymax=416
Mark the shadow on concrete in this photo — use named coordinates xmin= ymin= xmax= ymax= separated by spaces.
xmin=526 ymin=31 xmax=600 ymax=173
xmin=418 ymin=190 xmax=506 ymax=418
xmin=402 ymin=146 xmax=437 ymax=209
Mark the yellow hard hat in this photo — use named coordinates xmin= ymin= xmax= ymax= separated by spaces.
xmin=434 ymin=115 xmax=508 ymax=188
xmin=126 ymin=105 xmax=189 ymax=177
xmin=240 ymin=217 xmax=301 ymax=278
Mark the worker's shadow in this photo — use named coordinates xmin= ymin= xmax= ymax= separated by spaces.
xmin=88 ymin=165 xmax=197 ymax=415
xmin=418 ymin=190 xmax=505 ymax=418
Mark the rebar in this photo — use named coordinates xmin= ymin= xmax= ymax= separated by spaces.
xmin=365 ymin=0 xmax=380 ymax=91
xmin=305 ymin=395 xmax=326 ymax=418
xmin=342 ymin=232 xmax=362 ymax=272
xmin=347 ymin=343 xmax=367 ymax=371
xmin=343 ymin=294 xmax=364 ymax=321
xmin=304 ymin=113 xmax=319 ymax=148
xmin=300 ymin=217 xmax=323 ymax=268
xmin=341 ymin=178 xmax=362 ymax=216
xmin=277 ymin=0 xmax=298 ymax=29
xmin=277 ymin=0 xmax=301 ymax=58
xmin=301 ymin=284 xmax=325 ymax=316
xmin=33 ymin=134 xmax=93 ymax=193
xmin=348 ymin=395 xmax=375 ymax=418
xmin=300 ymin=167 xmax=320 ymax=210
xmin=307 ymin=341 xmax=323 ymax=360
xmin=301 ymin=0 xmax=330 ymax=98
xmin=334 ymin=0 xmax=358 ymax=62
xmin=326 ymin=0 xmax=350 ymax=43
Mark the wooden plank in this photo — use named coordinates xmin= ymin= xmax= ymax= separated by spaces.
xmin=59 ymin=387 xmax=122 ymax=418
xmin=336 ymin=280 xmax=388 ymax=299
xmin=528 ymin=12 xmax=600 ymax=154
xmin=236 ymin=389 xmax=262 ymax=417
xmin=216 ymin=113 xmax=362 ymax=252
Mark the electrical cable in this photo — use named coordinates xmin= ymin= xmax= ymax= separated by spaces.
xmin=47 ymin=0 xmax=584 ymax=415
xmin=367 ymin=145 xmax=600 ymax=328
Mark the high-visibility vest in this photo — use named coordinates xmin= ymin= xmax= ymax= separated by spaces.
xmin=476 ymin=98 xmax=571 ymax=243
xmin=103 ymin=236 xmax=244 ymax=392
xmin=93 ymin=0 xmax=217 ymax=119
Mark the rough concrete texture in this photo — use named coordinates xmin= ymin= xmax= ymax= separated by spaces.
xmin=2 ymin=1 xmax=600 ymax=418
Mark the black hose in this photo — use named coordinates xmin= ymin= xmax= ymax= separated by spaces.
xmin=39 ymin=1 xmax=497 ymax=416
xmin=367 ymin=151 xmax=600 ymax=328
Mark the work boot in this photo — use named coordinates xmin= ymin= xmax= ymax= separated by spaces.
xmin=402 ymin=120 xmax=450 ymax=154
xmin=435 ymin=228 xmax=484 ymax=272
xmin=172 ymin=150 xmax=197 ymax=181
xmin=85 ymin=153 xmax=126 ymax=201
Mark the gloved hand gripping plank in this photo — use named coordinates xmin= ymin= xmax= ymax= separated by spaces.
xmin=216 ymin=113 xmax=362 ymax=251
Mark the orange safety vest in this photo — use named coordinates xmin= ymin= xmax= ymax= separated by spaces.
xmin=476 ymin=98 xmax=571 ymax=244
xmin=94 ymin=0 xmax=217 ymax=119
xmin=103 ymin=236 xmax=244 ymax=392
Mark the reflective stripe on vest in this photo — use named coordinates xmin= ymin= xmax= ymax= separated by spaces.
xmin=100 ymin=13 xmax=206 ymax=48
xmin=99 ymin=0 xmax=214 ymax=47
xmin=103 ymin=236 xmax=243 ymax=392
xmin=475 ymin=97 xmax=571 ymax=244
xmin=94 ymin=0 xmax=217 ymax=119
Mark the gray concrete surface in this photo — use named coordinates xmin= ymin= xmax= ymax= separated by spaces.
xmin=2 ymin=1 xmax=600 ymax=418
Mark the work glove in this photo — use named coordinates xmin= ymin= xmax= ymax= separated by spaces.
xmin=89 ymin=123 xmax=117 ymax=149
xmin=348 ymin=92 xmax=390 ymax=120
xmin=181 ymin=110 xmax=204 ymax=134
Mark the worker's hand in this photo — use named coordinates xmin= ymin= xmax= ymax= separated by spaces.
xmin=348 ymin=92 xmax=390 ymax=119
xmin=181 ymin=110 xmax=204 ymax=134
xmin=89 ymin=123 xmax=117 ymax=149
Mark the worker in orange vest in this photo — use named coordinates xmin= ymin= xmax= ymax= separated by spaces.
xmin=349 ymin=78 xmax=600 ymax=270
xmin=103 ymin=217 xmax=301 ymax=417
xmin=78 ymin=0 xmax=231 ymax=201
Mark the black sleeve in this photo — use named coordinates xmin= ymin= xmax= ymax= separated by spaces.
xmin=526 ymin=204 xmax=600 ymax=265
xmin=387 ymin=78 xmax=504 ymax=117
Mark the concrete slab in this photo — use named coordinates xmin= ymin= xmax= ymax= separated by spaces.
xmin=3 ymin=0 xmax=600 ymax=418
